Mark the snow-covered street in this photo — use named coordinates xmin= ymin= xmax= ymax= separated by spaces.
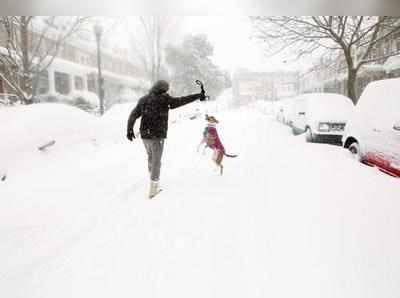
xmin=1 ymin=102 xmax=400 ymax=298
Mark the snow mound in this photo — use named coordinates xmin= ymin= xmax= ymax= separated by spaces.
xmin=99 ymin=103 xmax=137 ymax=142
xmin=71 ymin=91 xmax=100 ymax=106
xmin=117 ymin=87 xmax=141 ymax=103
xmin=0 ymin=103 xmax=98 ymax=175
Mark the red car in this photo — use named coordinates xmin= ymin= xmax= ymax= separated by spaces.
xmin=343 ymin=78 xmax=400 ymax=178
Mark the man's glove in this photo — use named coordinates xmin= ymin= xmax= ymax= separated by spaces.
xmin=199 ymin=90 xmax=206 ymax=102
xmin=127 ymin=130 xmax=135 ymax=141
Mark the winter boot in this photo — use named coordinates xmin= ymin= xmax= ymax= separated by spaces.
xmin=149 ymin=180 xmax=161 ymax=199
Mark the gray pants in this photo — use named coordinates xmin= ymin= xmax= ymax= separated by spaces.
xmin=142 ymin=138 xmax=165 ymax=181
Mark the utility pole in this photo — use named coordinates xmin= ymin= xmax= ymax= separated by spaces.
xmin=94 ymin=23 xmax=104 ymax=115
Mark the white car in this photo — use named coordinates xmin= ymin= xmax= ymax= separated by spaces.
xmin=342 ymin=78 xmax=400 ymax=178
xmin=291 ymin=93 xmax=354 ymax=144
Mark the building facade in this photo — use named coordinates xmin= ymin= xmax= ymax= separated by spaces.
xmin=299 ymin=29 xmax=400 ymax=100
xmin=232 ymin=70 xmax=299 ymax=106
xmin=0 ymin=21 xmax=148 ymax=109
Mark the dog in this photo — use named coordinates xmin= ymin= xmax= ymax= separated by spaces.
xmin=200 ymin=114 xmax=237 ymax=175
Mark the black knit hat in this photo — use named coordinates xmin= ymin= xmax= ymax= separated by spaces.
xmin=150 ymin=80 xmax=169 ymax=94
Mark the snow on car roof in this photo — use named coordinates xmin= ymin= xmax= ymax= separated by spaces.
xmin=297 ymin=93 xmax=354 ymax=122
xmin=356 ymin=78 xmax=400 ymax=127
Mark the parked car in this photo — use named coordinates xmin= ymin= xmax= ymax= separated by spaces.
xmin=0 ymin=93 xmax=20 ymax=105
xmin=342 ymin=78 xmax=400 ymax=178
xmin=291 ymin=93 xmax=354 ymax=144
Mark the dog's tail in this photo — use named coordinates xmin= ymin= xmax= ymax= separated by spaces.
xmin=224 ymin=152 xmax=238 ymax=158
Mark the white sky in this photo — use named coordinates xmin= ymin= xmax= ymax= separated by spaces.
xmin=178 ymin=17 xmax=314 ymax=73
xmin=179 ymin=17 xmax=270 ymax=72
xmin=114 ymin=16 xmax=314 ymax=74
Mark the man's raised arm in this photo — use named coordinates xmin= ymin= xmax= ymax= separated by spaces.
xmin=167 ymin=93 xmax=204 ymax=109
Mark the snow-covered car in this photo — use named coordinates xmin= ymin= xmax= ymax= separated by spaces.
xmin=342 ymin=78 xmax=400 ymax=178
xmin=291 ymin=93 xmax=354 ymax=144
xmin=0 ymin=93 xmax=20 ymax=105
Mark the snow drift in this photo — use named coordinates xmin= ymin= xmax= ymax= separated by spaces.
xmin=1 ymin=100 xmax=400 ymax=298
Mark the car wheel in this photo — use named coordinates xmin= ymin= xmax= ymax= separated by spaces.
xmin=305 ymin=127 xmax=313 ymax=142
xmin=349 ymin=142 xmax=362 ymax=162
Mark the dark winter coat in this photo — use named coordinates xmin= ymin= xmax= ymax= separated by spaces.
xmin=127 ymin=82 xmax=202 ymax=139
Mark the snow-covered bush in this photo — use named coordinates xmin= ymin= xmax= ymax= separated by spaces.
xmin=117 ymin=87 xmax=140 ymax=103
xmin=34 ymin=91 xmax=99 ymax=114
xmin=70 ymin=91 xmax=99 ymax=113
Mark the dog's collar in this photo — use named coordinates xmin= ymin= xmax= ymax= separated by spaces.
xmin=207 ymin=123 xmax=217 ymax=128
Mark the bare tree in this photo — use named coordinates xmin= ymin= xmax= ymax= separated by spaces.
xmin=129 ymin=16 xmax=178 ymax=84
xmin=251 ymin=16 xmax=400 ymax=103
xmin=0 ymin=16 xmax=90 ymax=104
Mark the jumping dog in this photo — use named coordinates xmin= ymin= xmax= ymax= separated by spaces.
xmin=199 ymin=114 xmax=237 ymax=175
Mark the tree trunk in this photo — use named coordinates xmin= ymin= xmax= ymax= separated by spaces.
xmin=347 ymin=67 xmax=358 ymax=104
xmin=20 ymin=17 xmax=33 ymax=104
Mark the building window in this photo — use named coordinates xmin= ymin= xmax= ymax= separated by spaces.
xmin=89 ymin=56 xmax=96 ymax=67
xmin=74 ymin=76 xmax=84 ymax=90
xmin=87 ymin=74 xmax=96 ymax=93
xmin=79 ymin=53 xmax=91 ymax=66
xmin=383 ymin=44 xmax=389 ymax=56
xmin=36 ymin=70 xmax=49 ymax=94
xmin=55 ymin=71 xmax=70 ymax=95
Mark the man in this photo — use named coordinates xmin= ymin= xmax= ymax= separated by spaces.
xmin=126 ymin=80 xmax=205 ymax=198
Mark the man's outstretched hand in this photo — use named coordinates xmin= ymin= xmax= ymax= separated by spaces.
xmin=127 ymin=130 xmax=135 ymax=141
xmin=199 ymin=90 xmax=206 ymax=102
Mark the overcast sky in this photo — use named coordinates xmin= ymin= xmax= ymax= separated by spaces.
xmin=179 ymin=17 xmax=269 ymax=72
xmin=114 ymin=16 xmax=315 ymax=74
xmin=178 ymin=17 xmax=314 ymax=73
